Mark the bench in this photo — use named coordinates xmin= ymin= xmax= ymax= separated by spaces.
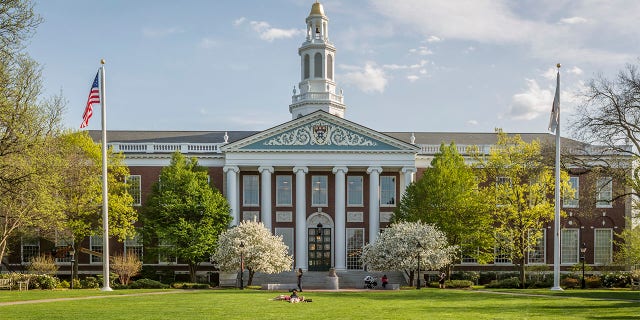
xmin=631 ymin=280 xmax=640 ymax=291
xmin=261 ymin=283 xmax=298 ymax=291
xmin=0 ymin=278 xmax=11 ymax=290
xmin=17 ymin=279 xmax=29 ymax=291
xmin=381 ymin=283 xmax=400 ymax=290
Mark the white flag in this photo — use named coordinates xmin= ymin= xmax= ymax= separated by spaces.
xmin=548 ymin=70 xmax=560 ymax=133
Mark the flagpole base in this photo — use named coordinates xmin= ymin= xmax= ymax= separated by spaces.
xmin=550 ymin=286 xmax=564 ymax=291
xmin=100 ymin=286 xmax=113 ymax=292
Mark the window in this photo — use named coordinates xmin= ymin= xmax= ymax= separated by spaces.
xmin=21 ymin=237 xmax=39 ymax=263
xmin=528 ymin=229 xmax=546 ymax=264
xmin=304 ymin=54 xmax=310 ymax=79
xmin=55 ymin=232 xmax=73 ymax=263
xmin=347 ymin=176 xmax=363 ymax=206
xmin=314 ymin=53 xmax=323 ymax=78
xmin=380 ymin=176 xmax=396 ymax=206
xmin=243 ymin=175 xmax=259 ymax=206
xmin=564 ymin=176 xmax=579 ymax=208
xmin=312 ymin=175 xmax=328 ymax=206
xmin=327 ymin=54 xmax=333 ymax=80
xmin=90 ymin=235 xmax=103 ymax=264
xmin=126 ymin=175 xmax=142 ymax=206
xmin=561 ymin=229 xmax=579 ymax=264
xmin=158 ymin=239 xmax=177 ymax=264
xmin=347 ymin=228 xmax=364 ymax=270
xmin=125 ymin=233 xmax=143 ymax=262
xmin=494 ymin=234 xmax=512 ymax=264
xmin=461 ymin=248 xmax=479 ymax=264
xmin=594 ymin=229 xmax=613 ymax=264
xmin=276 ymin=175 xmax=292 ymax=206
xmin=596 ymin=177 xmax=613 ymax=208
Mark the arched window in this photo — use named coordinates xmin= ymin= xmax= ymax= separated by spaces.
xmin=327 ymin=54 xmax=333 ymax=80
xmin=304 ymin=54 xmax=310 ymax=79
xmin=314 ymin=53 xmax=323 ymax=78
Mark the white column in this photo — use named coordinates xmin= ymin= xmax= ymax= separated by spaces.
xmin=223 ymin=166 xmax=240 ymax=226
xmin=401 ymin=167 xmax=416 ymax=200
xmin=367 ymin=166 xmax=382 ymax=244
xmin=333 ymin=166 xmax=348 ymax=270
xmin=293 ymin=166 xmax=308 ymax=270
xmin=259 ymin=166 xmax=274 ymax=232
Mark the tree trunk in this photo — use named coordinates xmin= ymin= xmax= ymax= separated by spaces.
xmin=188 ymin=262 xmax=198 ymax=283
xmin=247 ymin=269 xmax=255 ymax=286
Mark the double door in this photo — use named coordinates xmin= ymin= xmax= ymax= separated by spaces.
xmin=308 ymin=227 xmax=331 ymax=271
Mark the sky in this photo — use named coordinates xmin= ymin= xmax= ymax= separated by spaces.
xmin=27 ymin=0 xmax=640 ymax=136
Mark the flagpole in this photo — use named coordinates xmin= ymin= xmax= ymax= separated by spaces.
xmin=99 ymin=59 xmax=112 ymax=291
xmin=551 ymin=63 xmax=563 ymax=291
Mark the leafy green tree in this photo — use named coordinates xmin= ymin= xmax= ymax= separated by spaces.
xmin=361 ymin=221 xmax=456 ymax=286
xmin=143 ymin=151 xmax=232 ymax=282
xmin=56 ymin=131 xmax=137 ymax=277
xmin=615 ymin=222 xmax=640 ymax=268
xmin=0 ymin=0 xmax=64 ymax=263
xmin=473 ymin=130 xmax=572 ymax=288
xmin=393 ymin=142 xmax=494 ymax=265
xmin=213 ymin=220 xmax=292 ymax=286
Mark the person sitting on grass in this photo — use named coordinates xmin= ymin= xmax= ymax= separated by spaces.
xmin=290 ymin=289 xmax=304 ymax=303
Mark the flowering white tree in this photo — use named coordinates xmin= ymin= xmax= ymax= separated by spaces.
xmin=213 ymin=221 xmax=293 ymax=286
xmin=361 ymin=221 xmax=456 ymax=285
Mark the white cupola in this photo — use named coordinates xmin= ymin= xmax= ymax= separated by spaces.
xmin=289 ymin=1 xmax=346 ymax=119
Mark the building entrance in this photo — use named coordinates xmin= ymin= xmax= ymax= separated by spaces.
xmin=308 ymin=226 xmax=331 ymax=271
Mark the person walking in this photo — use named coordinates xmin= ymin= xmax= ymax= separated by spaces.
xmin=438 ymin=272 xmax=446 ymax=289
xmin=297 ymin=268 xmax=303 ymax=292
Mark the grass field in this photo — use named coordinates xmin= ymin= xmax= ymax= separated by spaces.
xmin=0 ymin=288 xmax=639 ymax=319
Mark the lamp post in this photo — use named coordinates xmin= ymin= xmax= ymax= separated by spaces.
xmin=239 ymin=241 xmax=245 ymax=290
xmin=69 ymin=245 xmax=76 ymax=290
xmin=580 ymin=242 xmax=587 ymax=289
xmin=416 ymin=242 xmax=422 ymax=290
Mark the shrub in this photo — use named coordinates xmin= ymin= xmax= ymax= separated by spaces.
xmin=80 ymin=276 xmax=101 ymax=289
xmin=451 ymin=271 xmax=479 ymax=284
xmin=171 ymin=282 xmax=210 ymax=289
xmin=525 ymin=278 xmax=553 ymax=289
xmin=585 ymin=276 xmax=602 ymax=288
xmin=58 ymin=280 xmax=70 ymax=289
xmin=445 ymin=280 xmax=473 ymax=288
xmin=31 ymin=274 xmax=59 ymax=289
xmin=110 ymin=253 xmax=142 ymax=285
xmin=28 ymin=255 xmax=59 ymax=275
xmin=485 ymin=277 xmax=521 ymax=289
xmin=129 ymin=278 xmax=169 ymax=289
xmin=561 ymin=277 xmax=579 ymax=289
xmin=601 ymin=272 xmax=630 ymax=288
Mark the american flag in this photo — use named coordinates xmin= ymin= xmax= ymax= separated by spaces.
xmin=80 ymin=71 xmax=100 ymax=128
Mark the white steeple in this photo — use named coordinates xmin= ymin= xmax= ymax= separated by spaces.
xmin=289 ymin=1 xmax=346 ymax=119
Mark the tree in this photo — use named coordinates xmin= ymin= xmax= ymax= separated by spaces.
xmin=615 ymin=222 xmax=640 ymax=268
xmin=361 ymin=221 xmax=456 ymax=286
xmin=142 ymin=151 xmax=232 ymax=282
xmin=213 ymin=220 xmax=293 ymax=286
xmin=393 ymin=142 xmax=494 ymax=265
xmin=55 ymin=131 xmax=137 ymax=277
xmin=111 ymin=253 xmax=142 ymax=285
xmin=0 ymin=0 xmax=64 ymax=263
xmin=472 ymin=130 xmax=572 ymax=288
xmin=571 ymin=61 xmax=640 ymax=212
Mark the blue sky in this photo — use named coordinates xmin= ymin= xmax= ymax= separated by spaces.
xmin=29 ymin=0 xmax=640 ymax=136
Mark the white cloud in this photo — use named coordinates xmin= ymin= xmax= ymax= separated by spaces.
xmin=409 ymin=46 xmax=433 ymax=55
xmin=568 ymin=66 xmax=583 ymax=75
xmin=142 ymin=27 xmax=184 ymax=38
xmin=426 ymin=35 xmax=441 ymax=42
xmin=198 ymin=38 xmax=217 ymax=49
xmin=407 ymin=75 xmax=419 ymax=82
xmin=234 ymin=17 xmax=303 ymax=41
xmin=559 ymin=17 xmax=588 ymax=25
xmin=340 ymin=62 xmax=388 ymax=93
xmin=507 ymin=79 xmax=553 ymax=120
xmin=467 ymin=120 xmax=479 ymax=125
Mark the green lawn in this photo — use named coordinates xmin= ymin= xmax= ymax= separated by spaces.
xmin=0 ymin=288 xmax=638 ymax=319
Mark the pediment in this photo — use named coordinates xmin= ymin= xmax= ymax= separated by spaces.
xmin=221 ymin=111 xmax=418 ymax=153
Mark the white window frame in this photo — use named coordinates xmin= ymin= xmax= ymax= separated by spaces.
xmin=124 ymin=233 xmax=144 ymax=262
xmin=126 ymin=175 xmax=142 ymax=206
xmin=461 ymin=247 xmax=479 ymax=264
xmin=561 ymin=229 xmax=579 ymax=264
xmin=158 ymin=239 xmax=177 ymax=265
xmin=380 ymin=176 xmax=396 ymax=207
xmin=596 ymin=177 xmax=613 ymax=208
xmin=242 ymin=175 xmax=259 ymax=207
xmin=276 ymin=175 xmax=292 ymax=207
xmin=347 ymin=175 xmax=363 ymax=207
xmin=21 ymin=237 xmax=40 ymax=264
xmin=90 ymin=235 xmax=103 ymax=264
xmin=563 ymin=176 xmax=579 ymax=208
xmin=494 ymin=233 xmax=512 ymax=264
xmin=594 ymin=228 xmax=613 ymax=265
xmin=311 ymin=175 xmax=328 ymax=206
xmin=346 ymin=228 xmax=365 ymax=270
xmin=527 ymin=229 xmax=546 ymax=264
xmin=55 ymin=232 xmax=73 ymax=263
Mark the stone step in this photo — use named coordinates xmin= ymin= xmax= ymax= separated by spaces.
xmin=247 ymin=270 xmax=407 ymax=289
